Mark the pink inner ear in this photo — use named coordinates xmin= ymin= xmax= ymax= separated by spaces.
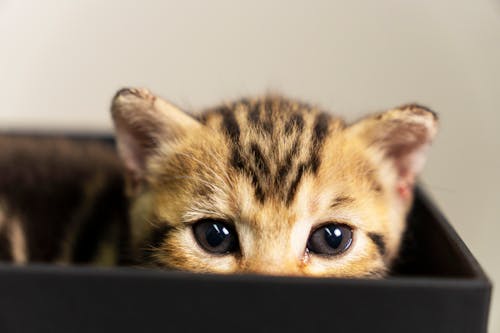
xmin=396 ymin=174 xmax=415 ymax=201
xmin=114 ymin=114 xmax=161 ymax=181
xmin=392 ymin=147 xmax=425 ymax=202
xmin=117 ymin=127 xmax=146 ymax=176
xmin=382 ymin=125 xmax=432 ymax=202
xmin=353 ymin=106 xmax=437 ymax=203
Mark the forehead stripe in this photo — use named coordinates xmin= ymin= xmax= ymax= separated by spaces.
xmin=247 ymin=102 xmax=260 ymax=125
xmin=250 ymin=142 xmax=270 ymax=176
xmin=285 ymin=163 xmax=307 ymax=205
xmin=309 ymin=112 xmax=330 ymax=174
xmin=220 ymin=98 xmax=335 ymax=205
xmin=312 ymin=112 xmax=330 ymax=144
xmin=230 ymin=147 xmax=266 ymax=203
xmin=284 ymin=113 xmax=305 ymax=135
xmin=219 ymin=106 xmax=240 ymax=142
xmin=275 ymin=137 xmax=300 ymax=185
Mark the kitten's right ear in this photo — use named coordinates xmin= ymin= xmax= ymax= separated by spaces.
xmin=347 ymin=104 xmax=438 ymax=203
xmin=111 ymin=88 xmax=201 ymax=189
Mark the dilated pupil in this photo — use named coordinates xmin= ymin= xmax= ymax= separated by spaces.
xmin=324 ymin=226 xmax=343 ymax=249
xmin=206 ymin=223 xmax=230 ymax=247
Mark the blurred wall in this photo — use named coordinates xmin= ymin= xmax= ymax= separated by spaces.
xmin=1 ymin=0 xmax=499 ymax=330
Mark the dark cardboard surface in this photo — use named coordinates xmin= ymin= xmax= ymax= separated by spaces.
xmin=0 ymin=133 xmax=492 ymax=333
xmin=0 ymin=264 xmax=491 ymax=333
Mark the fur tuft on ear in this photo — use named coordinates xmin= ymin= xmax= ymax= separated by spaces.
xmin=111 ymin=88 xmax=201 ymax=191
xmin=349 ymin=104 xmax=439 ymax=201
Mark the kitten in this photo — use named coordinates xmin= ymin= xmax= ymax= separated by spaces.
xmin=112 ymin=88 xmax=438 ymax=277
xmin=0 ymin=88 xmax=438 ymax=278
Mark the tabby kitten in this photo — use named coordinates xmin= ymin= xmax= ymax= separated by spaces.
xmin=112 ymin=88 xmax=438 ymax=277
xmin=0 ymin=88 xmax=438 ymax=278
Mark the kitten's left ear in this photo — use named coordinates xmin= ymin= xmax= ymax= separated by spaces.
xmin=348 ymin=104 xmax=439 ymax=201
xmin=111 ymin=88 xmax=201 ymax=191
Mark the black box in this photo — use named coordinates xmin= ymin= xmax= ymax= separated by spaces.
xmin=0 ymin=134 xmax=492 ymax=333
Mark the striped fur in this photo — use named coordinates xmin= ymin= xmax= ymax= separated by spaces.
xmin=0 ymin=136 xmax=130 ymax=266
xmin=198 ymin=97 xmax=340 ymax=205
xmin=112 ymin=88 xmax=438 ymax=277
xmin=0 ymin=89 xmax=438 ymax=278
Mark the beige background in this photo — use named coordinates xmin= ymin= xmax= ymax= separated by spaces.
xmin=1 ymin=0 xmax=499 ymax=330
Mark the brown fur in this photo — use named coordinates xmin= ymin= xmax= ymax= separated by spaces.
xmin=0 ymin=89 xmax=437 ymax=278
xmin=112 ymin=88 xmax=438 ymax=277
xmin=0 ymin=135 xmax=129 ymax=265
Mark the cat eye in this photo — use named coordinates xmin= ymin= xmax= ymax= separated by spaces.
xmin=307 ymin=224 xmax=353 ymax=256
xmin=192 ymin=220 xmax=239 ymax=255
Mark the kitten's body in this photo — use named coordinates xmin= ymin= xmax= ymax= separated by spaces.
xmin=0 ymin=89 xmax=438 ymax=278
xmin=0 ymin=136 xmax=129 ymax=265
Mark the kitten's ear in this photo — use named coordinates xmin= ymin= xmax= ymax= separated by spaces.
xmin=348 ymin=104 xmax=438 ymax=201
xmin=111 ymin=88 xmax=201 ymax=188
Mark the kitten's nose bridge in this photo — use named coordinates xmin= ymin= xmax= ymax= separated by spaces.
xmin=238 ymin=207 xmax=305 ymax=275
xmin=241 ymin=255 xmax=303 ymax=275
xmin=239 ymin=240 xmax=305 ymax=276
xmin=245 ymin=266 xmax=293 ymax=276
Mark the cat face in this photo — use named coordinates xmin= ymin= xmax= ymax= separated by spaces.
xmin=112 ymin=88 xmax=438 ymax=278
